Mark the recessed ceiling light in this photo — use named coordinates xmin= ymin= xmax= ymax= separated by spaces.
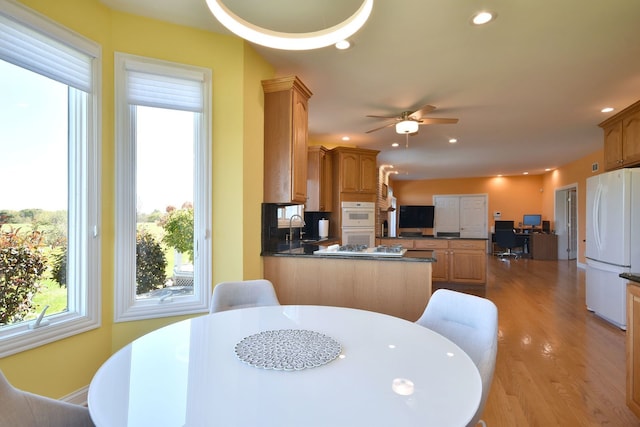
xmin=335 ymin=40 xmax=351 ymax=50
xmin=497 ymin=174 xmax=503 ymax=177
xmin=471 ymin=11 xmax=496 ymax=25
xmin=523 ymin=172 xmax=529 ymax=175
xmin=601 ymin=107 xmax=614 ymax=113
xmin=449 ymin=138 xmax=458 ymax=144
xmin=391 ymin=142 xmax=400 ymax=147
xmin=341 ymin=136 xmax=350 ymax=141
xmin=545 ymin=168 xmax=552 ymax=172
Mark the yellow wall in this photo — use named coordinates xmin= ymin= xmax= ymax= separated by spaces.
xmin=390 ymin=148 xmax=605 ymax=264
xmin=0 ymin=0 xmax=273 ymax=398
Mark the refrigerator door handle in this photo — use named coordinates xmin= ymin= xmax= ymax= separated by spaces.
xmin=593 ymin=182 xmax=603 ymax=254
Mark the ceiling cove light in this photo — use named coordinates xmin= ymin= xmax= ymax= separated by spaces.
xmin=205 ymin=0 xmax=374 ymax=51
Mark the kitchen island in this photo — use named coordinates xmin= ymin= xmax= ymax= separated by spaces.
xmin=262 ymin=249 xmax=435 ymax=321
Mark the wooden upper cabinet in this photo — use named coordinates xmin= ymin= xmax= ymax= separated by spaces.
xmin=262 ymin=76 xmax=312 ymax=204
xmin=306 ymin=146 xmax=332 ymax=212
xmin=331 ymin=147 xmax=379 ymax=194
xmin=603 ymin=121 xmax=623 ymax=171
xmin=622 ymin=109 xmax=640 ymax=166
xmin=600 ymin=100 xmax=640 ymax=171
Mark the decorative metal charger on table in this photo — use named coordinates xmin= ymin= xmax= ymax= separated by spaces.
xmin=235 ymin=329 xmax=342 ymax=371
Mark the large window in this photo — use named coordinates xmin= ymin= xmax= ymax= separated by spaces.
xmin=114 ymin=53 xmax=211 ymax=322
xmin=0 ymin=2 xmax=101 ymax=356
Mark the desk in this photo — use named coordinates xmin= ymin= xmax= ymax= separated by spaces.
xmin=88 ymin=306 xmax=481 ymax=427
xmin=492 ymin=232 xmax=557 ymax=259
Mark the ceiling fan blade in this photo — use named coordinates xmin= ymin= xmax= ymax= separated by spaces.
xmin=418 ymin=117 xmax=459 ymax=125
xmin=366 ymin=115 xmax=400 ymax=120
xmin=365 ymin=122 xmax=396 ymax=133
xmin=408 ymin=104 xmax=436 ymax=119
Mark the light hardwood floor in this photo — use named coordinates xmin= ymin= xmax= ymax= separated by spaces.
xmin=439 ymin=255 xmax=640 ymax=426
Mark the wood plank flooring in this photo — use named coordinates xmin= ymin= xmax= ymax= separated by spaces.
xmin=438 ymin=256 xmax=640 ymax=426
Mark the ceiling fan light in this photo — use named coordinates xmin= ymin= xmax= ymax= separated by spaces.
xmin=395 ymin=120 xmax=419 ymax=134
xmin=205 ymin=0 xmax=373 ymax=51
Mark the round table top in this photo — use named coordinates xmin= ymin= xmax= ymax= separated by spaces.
xmin=88 ymin=305 xmax=481 ymax=427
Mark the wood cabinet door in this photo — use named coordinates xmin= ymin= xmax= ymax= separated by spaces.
xmin=306 ymin=146 xmax=329 ymax=211
xmin=603 ymin=122 xmax=623 ymax=171
xmin=623 ymin=109 xmax=640 ymax=167
xmin=359 ymin=153 xmax=378 ymax=193
xmin=291 ymin=90 xmax=308 ymax=203
xmin=431 ymin=248 xmax=448 ymax=282
xmin=449 ymin=249 xmax=486 ymax=284
xmin=322 ymin=149 xmax=333 ymax=211
xmin=627 ymin=284 xmax=640 ymax=418
xmin=339 ymin=151 xmax=360 ymax=193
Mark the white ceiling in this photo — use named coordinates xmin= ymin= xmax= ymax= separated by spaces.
xmin=100 ymin=0 xmax=640 ymax=180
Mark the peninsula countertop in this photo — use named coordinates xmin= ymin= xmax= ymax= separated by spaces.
xmin=262 ymin=245 xmax=436 ymax=262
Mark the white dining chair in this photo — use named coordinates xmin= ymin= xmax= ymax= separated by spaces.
xmin=0 ymin=369 xmax=95 ymax=427
xmin=210 ymin=279 xmax=280 ymax=313
xmin=416 ymin=289 xmax=498 ymax=427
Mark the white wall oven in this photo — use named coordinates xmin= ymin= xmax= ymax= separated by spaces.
xmin=341 ymin=201 xmax=375 ymax=247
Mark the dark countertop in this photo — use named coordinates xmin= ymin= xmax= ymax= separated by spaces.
xmin=377 ymin=235 xmax=489 ymax=241
xmin=621 ymin=273 xmax=640 ymax=284
xmin=263 ymin=247 xmax=437 ymax=262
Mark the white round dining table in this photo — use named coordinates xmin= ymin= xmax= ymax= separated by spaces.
xmin=88 ymin=305 xmax=481 ymax=427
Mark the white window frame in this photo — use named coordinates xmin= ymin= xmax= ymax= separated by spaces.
xmin=0 ymin=2 xmax=101 ymax=357
xmin=277 ymin=205 xmax=305 ymax=228
xmin=114 ymin=53 xmax=212 ymax=322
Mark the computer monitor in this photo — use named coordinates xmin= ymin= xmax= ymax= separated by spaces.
xmin=523 ymin=214 xmax=542 ymax=228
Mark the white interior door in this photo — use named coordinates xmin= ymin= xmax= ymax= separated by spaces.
xmin=434 ymin=194 xmax=487 ymax=238
xmin=433 ymin=196 xmax=460 ymax=233
xmin=459 ymin=196 xmax=487 ymax=238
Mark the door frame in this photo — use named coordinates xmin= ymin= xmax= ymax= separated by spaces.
xmin=554 ymin=183 xmax=578 ymax=261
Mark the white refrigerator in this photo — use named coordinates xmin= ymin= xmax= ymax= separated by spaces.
xmin=586 ymin=168 xmax=640 ymax=329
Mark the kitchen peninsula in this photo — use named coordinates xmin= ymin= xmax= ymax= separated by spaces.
xmin=263 ymin=248 xmax=435 ymax=321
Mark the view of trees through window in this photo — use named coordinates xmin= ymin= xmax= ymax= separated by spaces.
xmin=0 ymin=59 xmax=69 ymax=326
xmin=134 ymin=106 xmax=195 ymax=299
xmin=0 ymin=60 xmax=196 ymax=326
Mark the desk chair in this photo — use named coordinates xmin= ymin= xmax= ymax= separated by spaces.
xmin=494 ymin=228 xmax=520 ymax=259
xmin=0 ymin=370 xmax=94 ymax=427
xmin=416 ymin=289 xmax=498 ymax=427
xmin=210 ymin=279 xmax=280 ymax=313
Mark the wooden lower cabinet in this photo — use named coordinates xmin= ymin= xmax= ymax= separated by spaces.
xmin=413 ymin=239 xmax=449 ymax=282
xmin=378 ymin=238 xmax=486 ymax=285
xmin=627 ymin=283 xmax=640 ymax=417
xmin=448 ymin=240 xmax=486 ymax=284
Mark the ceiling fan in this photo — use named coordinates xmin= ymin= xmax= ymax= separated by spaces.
xmin=366 ymin=104 xmax=459 ymax=147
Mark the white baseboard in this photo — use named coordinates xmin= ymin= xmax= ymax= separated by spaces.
xmin=61 ymin=385 xmax=89 ymax=406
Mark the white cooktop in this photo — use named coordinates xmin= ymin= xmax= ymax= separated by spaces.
xmin=314 ymin=247 xmax=407 ymax=257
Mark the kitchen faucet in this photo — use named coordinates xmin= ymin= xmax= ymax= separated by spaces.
xmin=288 ymin=214 xmax=305 ymax=243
